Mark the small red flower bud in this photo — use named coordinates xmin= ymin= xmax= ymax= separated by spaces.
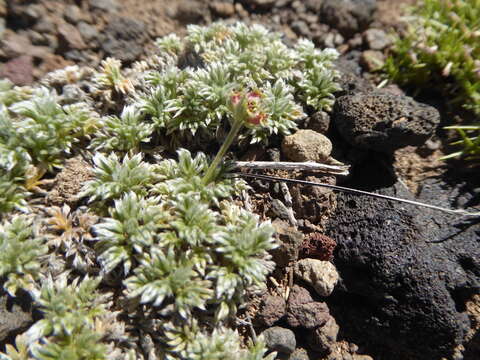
xmin=231 ymin=92 xmax=242 ymax=106
xmin=229 ymin=89 xmax=268 ymax=127
xmin=247 ymin=112 xmax=267 ymax=125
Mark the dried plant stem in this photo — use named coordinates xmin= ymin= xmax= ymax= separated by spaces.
xmin=280 ymin=182 xmax=293 ymax=207
xmin=241 ymin=190 xmax=253 ymax=212
xmin=279 ymin=182 xmax=298 ymax=227
xmin=233 ymin=161 xmax=350 ymax=175
xmin=237 ymin=173 xmax=480 ymax=217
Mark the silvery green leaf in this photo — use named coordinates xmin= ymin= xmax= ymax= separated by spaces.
xmin=82 ymin=152 xmax=156 ymax=203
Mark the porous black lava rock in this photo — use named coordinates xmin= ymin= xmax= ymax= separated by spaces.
xmin=305 ymin=111 xmax=331 ymax=134
xmin=321 ymin=0 xmax=377 ymax=38
xmin=334 ymin=54 xmax=375 ymax=96
xmin=333 ymin=93 xmax=440 ymax=152
xmin=326 ymin=178 xmax=480 ymax=360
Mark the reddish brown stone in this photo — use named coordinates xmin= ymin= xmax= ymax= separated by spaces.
xmin=257 ymin=294 xmax=286 ymax=327
xmin=301 ymin=233 xmax=337 ymax=261
xmin=57 ymin=22 xmax=87 ymax=50
xmin=38 ymin=54 xmax=73 ymax=76
xmin=286 ymin=285 xmax=330 ymax=329
xmin=0 ymin=55 xmax=34 ymax=85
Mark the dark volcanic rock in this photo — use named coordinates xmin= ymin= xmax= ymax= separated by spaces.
xmin=321 ymin=0 xmax=377 ymax=38
xmin=333 ymin=93 xmax=440 ymax=152
xmin=326 ymin=178 xmax=480 ymax=360
xmin=305 ymin=111 xmax=331 ymax=134
xmin=262 ymin=326 xmax=297 ymax=354
xmin=6 ymin=2 xmax=44 ymax=28
xmin=308 ymin=316 xmax=339 ymax=353
xmin=241 ymin=0 xmax=277 ymax=11
xmin=101 ymin=16 xmax=146 ymax=63
xmin=334 ymin=54 xmax=375 ymax=95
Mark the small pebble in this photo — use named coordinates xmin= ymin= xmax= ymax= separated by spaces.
xmin=64 ymin=5 xmax=83 ymax=24
xmin=295 ymin=258 xmax=339 ymax=297
xmin=262 ymin=326 xmax=297 ymax=355
xmin=364 ymin=28 xmax=393 ymax=50
xmin=90 ymin=0 xmax=119 ymax=12
xmin=282 ymin=129 xmax=333 ymax=162
xmin=288 ymin=348 xmax=309 ymax=360
xmin=78 ymin=22 xmax=99 ymax=42
xmin=210 ymin=2 xmax=235 ymax=17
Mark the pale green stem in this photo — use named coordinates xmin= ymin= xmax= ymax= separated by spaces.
xmin=203 ymin=118 xmax=244 ymax=185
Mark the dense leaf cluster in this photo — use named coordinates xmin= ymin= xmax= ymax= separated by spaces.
xmin=0 ymin=81 xmax=101 ymax=216
xmin=85 ymin=149 xmax=276 ymax=359
xmin=140 ymin=22 xmax=340 ymax=143
xmin=0 ymin=216 xmax=47 ymax=296
xmin=0 ymin=21 xmax=341 ymax=359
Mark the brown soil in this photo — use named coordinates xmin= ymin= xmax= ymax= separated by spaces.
xmin=114 ymin=0 xmax=181 ymax=38
xmin=375 ymin=0 xmax=416 ymax=28
xmin=46 ymin=155 xmax=93 ymax=206
xmin=394 ymin=145 xmax=446 ymax=194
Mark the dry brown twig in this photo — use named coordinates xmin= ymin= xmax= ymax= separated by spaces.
xmin=233 ymin=161 xmax=350 ymax=176
xmin=237 ymin=172 xmax=480 ymax=217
